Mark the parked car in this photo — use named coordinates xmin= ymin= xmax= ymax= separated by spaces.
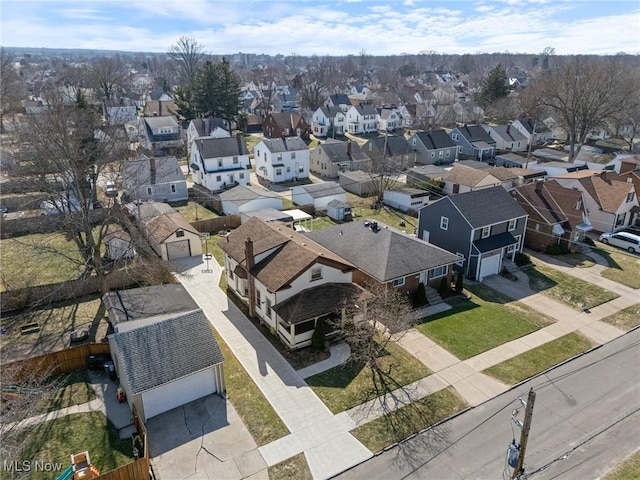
xmin=599 ymin=231 xmax=640 ymax=253
xmin=105 ymin=181 xmax=118 ymax=198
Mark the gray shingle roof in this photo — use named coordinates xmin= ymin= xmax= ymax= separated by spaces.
xmin=414 ymin=130 xmax=457 ymax=150
xmin=301 ymin=181 xmax=346 ymax=198
xmin=366 ymin=135 xmax=413 ymax=157
xmin=354 ymin=104 xmax=378 ymax=116
xmin=317 ymin=140 xmax=369 ymax=164
xmin=329 ymin=94 xmax=351 ymax=106
xmin=306 ymin=220 xmax=461 ymax=282
xmin=143 ymin=116 xmax=179 ymax=129
xmin=456 ymin=124 xmax=495 ymax=144
xmin=219 ymin=185 xmax=282 ymax=205
xmin=447 ymin=186 xmax=528 ymax=227
xmin=124 ymin=156 xmax=185 ymax=187
xmin=259 ymin=137 xmax=309 ymax=153
xmin=319 ymin=106 xmax=343 ymax=119
xmin=194 ymin=136 xmax=249 ymax=159
xmin=112 ymin=309 xmax=224 ymax=394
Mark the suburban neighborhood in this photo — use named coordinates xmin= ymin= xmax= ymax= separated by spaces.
xmin=1 ymin=14 xmax=640 ymax=480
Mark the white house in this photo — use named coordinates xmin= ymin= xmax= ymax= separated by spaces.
xmin=377 ymin=108 xmax=402 ymax=132
xmin=219 ymin=185 xmax=283 ymax=215
xmin=190 ymin=135 xmax=251 ymax=192
xmin=312 ymin=106 xmax=346 ymax=138
xmin=511 ymin=117 xmax=553 ymax=145
xmin=383 ymin=188 xmax=429 ymax=213
xmin=254 ymin=137 xmax=310 ymax=183
xmin=109 ymin=309 xmax=225 ymax=423
xmin=291 ymin=181 xmax=347 ymax=210
xmin=345 ymin=104 xmax=379 ymax=134
xmin=186 ymin=118 xmax=230 ymax=151
xmin=219 ymin=217 xmax=361 ymax=349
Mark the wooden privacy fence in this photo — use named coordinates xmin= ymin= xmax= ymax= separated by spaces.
xmin=95 ymin=459 xmax=150 ymax=480
xmin=4 ymin=343 xmax=111 ymax=381
xmin=0 ymin=209 xmax=109 ymax=238
xmin=190 ymin=214 xmax=241 ymax=234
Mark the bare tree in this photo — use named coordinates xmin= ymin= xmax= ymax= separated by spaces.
xmin=527 ymin=57 xmax=630 ymax=161
xmin=296 ymin=57 xmax=331 ymax=111
xmin=89 ymin=56 xmax=132 ymax=104
xmin=1 ymin=48 xmax=25 ymax=131
xmin=168 ymin=36 xmax=206 ymax=87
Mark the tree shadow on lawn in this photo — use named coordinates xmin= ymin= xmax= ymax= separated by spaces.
xmin=520 ymin=265 xmax=558 ymax=293
xmin=592 ymin=247 xmax=621 ymax=270
xmin=416 ymin=297 xmax=480 ymax=325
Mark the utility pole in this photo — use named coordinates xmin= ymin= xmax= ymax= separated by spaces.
xmin=512 ymin=388 xmax=536 ymax=479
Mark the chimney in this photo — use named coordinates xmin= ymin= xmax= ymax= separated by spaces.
xmin=245 ymin=238 xmax=256 ymax=317
xmin=347 ymin=140 xmax=352 ymax=156
xmin=535 ymin=179 xmax=543 ymax=193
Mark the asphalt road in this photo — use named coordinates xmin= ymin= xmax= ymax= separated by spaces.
xmin=336 ymin=328 xmax=640 ymax=480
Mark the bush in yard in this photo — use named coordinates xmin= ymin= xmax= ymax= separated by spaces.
xmin=455 ymin=273 xmax=464 ymax=294
xmin=583 ymin=236 xmax=595 ymax=246
xmin=311 ymin=319 xmax=326 ymax=351
xmin=438 ymin=277 xmax=450 ymax=297
xmin=544 ymin=244 xmax=569 ymax=255
xmin=514 ymin=252 xmax=531 ymax=266
xmin=414 ymin=282 xmax=427 ymax=307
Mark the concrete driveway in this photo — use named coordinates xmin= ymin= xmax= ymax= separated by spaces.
xmin=148 ymin=394 xmax=267 ymax=480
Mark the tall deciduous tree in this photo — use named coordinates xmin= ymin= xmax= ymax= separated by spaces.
xmin=89 ymin=55 xmax=131 ymax=104
xmin=168 ymin=36 xmax=206 ymax=87
xmin=527 ymin=57 xmax=629 ymax=161
xmin=1 ymin=48 xmax=25 ymax=131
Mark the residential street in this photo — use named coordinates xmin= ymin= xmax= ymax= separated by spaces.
xmin=336 ymin=327 xmax=640 ymax=480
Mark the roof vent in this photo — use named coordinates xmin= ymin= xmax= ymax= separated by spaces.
xmin=302 ymin=243 xmax=307 ymax=246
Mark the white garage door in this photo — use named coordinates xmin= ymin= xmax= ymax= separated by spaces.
xmin=479 ymin=254 xmax=501 ymax=281
xmin=142 ymin=368 xmax=216 ymax=421
xmin=166 ymin=239 xmax=191 ymax=259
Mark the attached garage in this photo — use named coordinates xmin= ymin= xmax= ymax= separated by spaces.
xmin=166 ymin=239 xmax=191 ymax=259
xmin=109 ymin=309 xmax=225 ymax=423
xmin=478 ymin=254 xmax=501 ymax=281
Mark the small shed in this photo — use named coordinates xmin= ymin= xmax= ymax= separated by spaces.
xmin=383 ymin=188 xmax=429 ymax=213
xmin=327 ymin=199 xmax=352 ymax=222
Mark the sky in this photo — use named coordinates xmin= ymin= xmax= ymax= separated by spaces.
xmin=1 ymin=0 xmax=639 ymax=56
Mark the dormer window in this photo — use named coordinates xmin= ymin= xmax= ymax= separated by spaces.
xmin=626 ymin=192 xmax=635 ymax=203
xmin=311 ymin=266 xmax=322 ymax=281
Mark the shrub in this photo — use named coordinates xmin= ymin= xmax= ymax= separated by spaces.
xmin=311 ymin=319 xmax=326 ymax=351
xmin=455 ymin=273 xmax=464 ymax=294
xmin=583 ymin=237 xmax=595 ymax=246
xmin=514 ymin=252 xmax=531 ymax=266
xmin=544 ymin=244 xmax=569 ymax=255
xmin=438 ymin=277 xmax=450 ymax=297
xmin=414 ymin=282 xmax=427 ymax=307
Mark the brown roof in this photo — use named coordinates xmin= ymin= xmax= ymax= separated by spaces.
xmin=143 ymin=213 xmax=199 ymax=243
xmin=578 ymin=173 xmax=635 ymax=213
xmin=490 ymin=167 xmax=520 ymax=181
xmin=104 ymin=224 xmax=132 ymax=243
xmin=220 ymin=217 xmax=353 ymax=292
xmin=443 ymin=165 xmax=497 ymax=187
xmin=513 ymin=180 xmax=583 ymax=228
xmin=552 ymin=170 xmax=600 ymax=179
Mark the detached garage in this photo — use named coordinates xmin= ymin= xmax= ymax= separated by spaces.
xmin=141 ymin=209 xmax=203 ymax=261
xmin=109 ymin=309 xmax=225 ymax=423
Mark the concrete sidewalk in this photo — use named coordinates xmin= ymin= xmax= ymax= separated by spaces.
xmin=173 ymin=258 xmax=372 ymax=479
xmin=297 ymin=343 xmax=351 ymax=379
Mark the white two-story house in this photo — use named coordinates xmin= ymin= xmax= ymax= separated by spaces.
xmin=312 ymin=106 xmax=346 ymax=138
xmin=345 ymin=104 xmax=379 ymax=134
xmin=377 ymin=108 xmax=402 ymax=132
xmin=254 ymin=137 xmax=310 ymax=183
xmin=220 ymin=217 xmax=362 ymax=349
xmin=190 ymin=135 xmax=251 ymax=192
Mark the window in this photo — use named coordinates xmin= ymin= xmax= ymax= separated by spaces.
xmin=412 ymin=138 xmax=416 ymax=145
xmin=481 ymin=226 xmax=490 ymax=238
xmin=392 ymin=277 xmax=405 ymax=288
xmin=508 ymin=219 xmax=517 ymax=231
xmin=458 ymin=146 xmax=463 ymax=153
xmin=171 ymin=184 xmax=176 ymax=193
xmin=266 ymin=299 xmax=272 ymax=318
xmin=431 ymin=152 xmax=435 ymax=158
xmin=615 ymin=212 xmax=626 ymax=226
xmin=277 ymin=154 xmax=282 ymax=161
xmin=176 ymin=230 xmax=185 ymax=238
xmin=446 ymin=150 xmax=450 ymax=158
xmin=440 ymin=216 xmax=449 ymax=230
xmin=576 ymin=200 xmax=582 ymax=210
xmin=627 ymin=192 xmax=635 ymax=203
xmin=286 ymin=166 xmax=291 ymax=173
xmin=298 ymin=165 xmax=304 ymax=173
xmin=233 ymin=156 xmax=238 ymax=164
xmin=276 ymin=168 xmax=282 ymax=175
xmin=311 ymin=266 xmax=322 ymax=281
xmin=439 ymin=150 xmax=444 ymax=158
xmin=256 ymin=290 xmax=261 ymax=309
xmin=216 ymin=175 xmax=222 ymax=182
xmin=239 ymin=173 xmax=245 ymax=179
xmin=428 ymin=265 xmax=447 ymax=279
xmin=147 ymin=187 xmax=152 ymax=195
xmin=291 ymin=152 xmax=296 ymax=159
xmin=218 ymin=159 xmax=223 ymax=167
xmin=295 ymin=320 xmax=316 ymax=335
xmin=228 ymin=263 xmax=234 ymax=279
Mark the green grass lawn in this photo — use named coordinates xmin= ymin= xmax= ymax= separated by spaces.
xmin=416 ymin=283 xmax=553 ymax=360
xmin=203 ymin=234 xmax=227 ymax=266
xmin=16 ymin=412 xmax=134 ymax=480
xmin=244 ymin=134 xmax=263 ymax=153
xmin=268 ymin=453 xmax=313 ymax=480
xmin=600 ymin=304 xmax=640 ymax=331
xmin=174 ymin=202 xmax=220 ymax=222
xmin=603 ymin=450 xmax=640 ymax=480
xmin=307 ymin=340 xmax=431 ymax=413
xmin=523 ymin=263 xmax=619 ymax=310
xmin=346 ymin=193 xmax=418 ymax=231
xmin=593 ymin=245 xmax=640 ymax=289
xmin=0 ymin=232 xmax=90 ymax=290
xmin=483 ymin=333 xmax=594 ymax=385
xmin=351 ymin=387 xmax=468 ymax=452
xmin=551 ymin=252 xmax=596 ymax=268
xmin=212 ymin=322 xmax=289 ymax=446
xmin=30 ymin=370 xmax=97 ymax=415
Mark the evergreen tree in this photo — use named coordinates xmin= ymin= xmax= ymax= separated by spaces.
xmin=311 ymin=319 xmax=326 ymax=351
xmin=477 ymin=64 xmax=509 ymax=107
xmin=455 ymin=272 xmax=464 ymax=294
xmin=212 ymin=58 xmax=242 ymax=129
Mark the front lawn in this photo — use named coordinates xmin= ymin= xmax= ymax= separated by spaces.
xmin=307 ymin=340 xmax=431 ymax=413
xmin=600 ymin=304 xmax=640 ymax=331
xmin=416 ymin=283 xmax=552 ymax=360
xmin=483 ymin=333 xmax=594 ymax=385
xmin=551 ymin=252 xmax=596 ymax=268
xmin=0 ymin=232 xmax=91 ymax=290
xmin=523 ymin=263 xmax=619 ymax=309
xmin=173 ymin=201 xmax=220 ymax=222
xmin=603 ymin=450 xmax=640 ymax=480
xmin=15 ymin=412 xmax=133 ymax=480
xmin=268 ymin=453 xmax=313 ymax=480
xmin=350 ymin=387 xmax=468 ymax=452
xmin=593 ymin=245 xmax=640 ymax=289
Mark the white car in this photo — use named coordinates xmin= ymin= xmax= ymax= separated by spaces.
xmin=105 ymin=181 xmax=118 ymax=198
xmin=599 ymin=231 xmax=640 ymax=253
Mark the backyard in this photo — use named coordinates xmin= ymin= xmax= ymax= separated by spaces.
xmin=306 ymin=340 xmax=431 ymax=413
xmin=416 ymin=283 xmax=554 ymax=360
xmin=483 ymin=332 xmax=594 ymax=385
xmin=14 ymin=412 xmax=134 ymax=480
xmin=523 ymin=263 xmax=619 ymax=310
xmin=173 ymin=201 xmax=220 ymax=223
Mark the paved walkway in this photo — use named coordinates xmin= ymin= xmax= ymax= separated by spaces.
xmin=297 ymin=343 xmax=351 ymax=379
xmin=173 ymin=258 xmax=372 ymax=480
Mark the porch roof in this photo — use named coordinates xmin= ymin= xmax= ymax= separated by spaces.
xmin=473 ymin=232 xmax=517 ymax=253
xmin=273 ymin=283 xmax=365 ymax=325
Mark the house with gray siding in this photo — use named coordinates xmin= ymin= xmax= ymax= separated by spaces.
xmin=417 ymin=186 xmax=528 ymax=281
xmin=123 ymin=155 xmax=188 ymax=203
xmin=409 ymin=130 xmax=458 ymax=165
xmin=450 ymin=124 xmax=496 ymax=161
